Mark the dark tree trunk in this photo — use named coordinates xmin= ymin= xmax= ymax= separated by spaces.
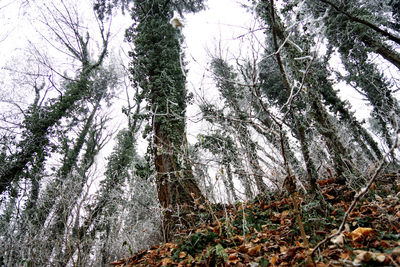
xmin=309 ymin=91 xmax=358 ymax=183
xmin=362 ymin=35 xmax=400 ymax=71
xmin=153 ymin=123 xmax=204 ymax=241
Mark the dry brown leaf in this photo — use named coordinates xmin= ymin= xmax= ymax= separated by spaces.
xmin=331 ymin=233 xmax=345 ymax=247
xmin=280 ymin=246 xmax=288 ymax=253
xmin=110 ymin=260 xmax=125 ymax=265
xmin=353 ymin=250 xmax=386 ymax=264
xmin=165 ymin=243 xmax=178 ymax=249
xmin=226 ymin=248 xmax=236 ymax=254
xmin=237 ymin=244 xmax=248 ymax=253
xmin=350 ymin=227 xmax=374 ymax=242
xmin=340 ymin=250 xmax=352 ymax=260
xmin=179 ymin=251 xmax=186 ymax=259
xmin=370 ymin=182 xmax=376 ymax=191
xmin=257 ymin=232 xmax=269 ymax=239
xmin=375 ymin=254 xmax=386 ymax=263
xmin=354 ymin=250 xmax=372 ymax=264
xmin=317 ymin=178 xmax=335 ymax=186
xmin=392 ymin=247 xmax=400 ymax=256
xmin=161 ymin=257 xmax=173 ymax=265
xmin=248 ymin=244 xmax=261 ymax=256
xmin=281 ymin=210 xmax=290 ymax=218
xmin=270 ymin=256 xmax=278 ymax=264
xmin=233 ymin=235 xmax=244 ymax=244
xmin=324 ymin=193 xmax=335 ymax=200
xmin=375 ymin=194 xmax=383 ymax=202
xmin=315 ymin=230 xmax=329 ymax=235
xmin=227 ymin=253 xmax=240 ymax=264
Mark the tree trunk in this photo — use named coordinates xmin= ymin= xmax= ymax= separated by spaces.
xmin=362 ymin=35 xmax=400 ymax=71
xmin=296 ymin=120 xmax=319 ymax=193
xmin=225 ymin=163 xmax=238 ymax=202
xmin=128 ymin=0 xmax=206 ymax=241
xmin=310 ymin=91 xmax=357 ymax=183
xmin=153 ymin=123 xmax=204 ymax=241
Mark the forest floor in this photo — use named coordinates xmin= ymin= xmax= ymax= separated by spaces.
xmin=111 ymin=175 xmax=400 ymax=266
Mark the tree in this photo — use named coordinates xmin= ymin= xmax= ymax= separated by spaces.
xmin=0 ymin=0 xmax=110 ymax=196
xmin=251 ymin=0 xmax=322 ymax=191
xmin=211 ymin=58 xmax=269 ymax=193
xmin=196 ymin=133 xmax=241 ymax=202
xmin=303 ymin=0 xmax=399 ymax=164
xmin=0 ymin=1 xmax=118 ymax=265
xmin=310 ymin=0 xmax=400 ymax=69
xmin=126 ymin=0 xmax=205 ymax=240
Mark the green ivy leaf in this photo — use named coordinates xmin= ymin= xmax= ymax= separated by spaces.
xmin=215 ymin=244 xmax=228 ymax=261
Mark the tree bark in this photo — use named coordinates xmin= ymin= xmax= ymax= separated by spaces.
xmin=318 ymin=0 xmax=400 ymax=45
xmin=153 ymin=122 xmax=204 ymax=241
xmin=362 ymin=35 xmax=400 ymax=71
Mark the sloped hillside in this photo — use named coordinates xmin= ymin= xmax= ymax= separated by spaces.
xmin=111 ymin=174 xmax=400 ymax=266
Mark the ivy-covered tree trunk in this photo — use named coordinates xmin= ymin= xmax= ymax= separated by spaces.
xmin=127 ymin=0 xmax=205 ymax=240
xmin=312 ymin=0 xmax=400 ymax=71
xmin=210 ymin=58 xmax=269 ymax=193
xmin=296 ymin=122 xmax=319 ymax=193
xmin=258 ymin=1 xmax=320 ymax=192
xmin=305 ymin=0 xmax=400 ymax=161
xmin=314 ymin=60 xmax=383 ymax=161
xmin=308 ymin=89 xmax=354 ymax=183
xmin=224 ymin=163 xmax=238 ymax=202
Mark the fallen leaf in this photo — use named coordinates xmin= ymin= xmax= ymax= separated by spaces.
xmin=370 ymin=182 xmax=376 ymax=191
xmin=315 ymin=230 xmax=329 ymax=235
xmin=375 ymin=254 xmax=386 ymax=263
xmin=375 ymin=194 xmax=383 ymax=202
xmin=161 ymin=257 xmax=173 ymax=265
xmin=226 ymin=248 xmax=236 ymax=254
xmin=110 ymin=260 xmax=125 ymax=265
xmin=331 ymin=233 xmax=345 ymax=247
xmin=233 ymin=235 xmax=244 ymax=244
xmin=228 ymin=253 xmax=240 ymax=264
xmin=317 ymin=178 xmax=335 ymax=186
xmin=165 ymin=243 xmax=178 ymax=249
xmin=270 ymin=256 xmax=278 ymax=264
xmin=350 ymin=227 xmax=374 ymax=242
xmin=340 ymin=250 xmax=352 ymax=260
xmin=248 ymin=245 xmax=261 ymax=256
xmin=392 ymin=247 xmax=400 ymax=256
xmin=280 ymin=246 xmax=288 ymax=253
xmin=179 ymin=251 xmax=186 ymax=259
xmin=353 ymin=250 xmax=386 ymax=264
xmin=353 ymin=250 xmax=372 ymax=264
xmin=281 ymin=210 xmax=290 ymax=218
xmin=237 ymin=244 xmax=248 ymax=253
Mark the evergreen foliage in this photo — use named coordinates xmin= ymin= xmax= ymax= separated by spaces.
xmin=126 ymin=0 xmax=206 ymax=240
